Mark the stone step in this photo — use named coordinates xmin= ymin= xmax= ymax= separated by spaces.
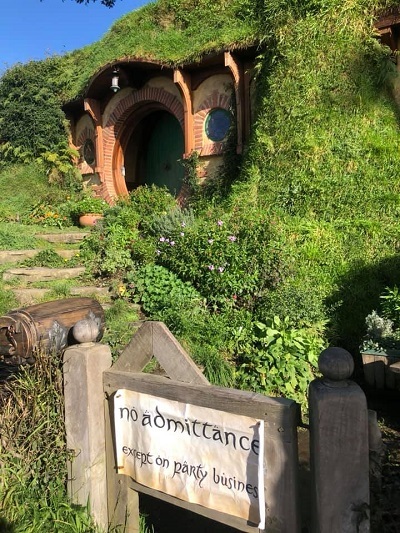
xmin=13 ymin=286 xmax=111 ymax=307
xmin=0 ymin=249 xmax=78 ymax=264
xmin=36 ymin=232 xmax=89 ymax=244
xmin=3 ymin=266 xmax=85 ymax=283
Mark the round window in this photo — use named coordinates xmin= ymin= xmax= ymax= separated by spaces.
xmin=83 ymin=139 xmax=96 ymax=165
xmin=205 ymin=108 xmax=232 ymax=142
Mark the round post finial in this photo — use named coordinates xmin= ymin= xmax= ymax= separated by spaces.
xmin=72 ymin=318 xmax=100 ymax=344
xmin=318 ymin=347 xmax=354 ymax=382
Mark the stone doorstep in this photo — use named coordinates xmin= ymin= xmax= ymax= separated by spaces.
xmin=36 ymin=233 xmax=89 ymax=244
xmin=3 ymin=266 xmax=86 ymax=283
xmin=0 ymin=249 xmax=78 ymax=264
xmin=13 ymin=286 xmax=111 ymax=307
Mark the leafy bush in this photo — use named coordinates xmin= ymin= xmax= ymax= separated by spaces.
xmin=69 ymin=195 xmax=109 ymax=218
xmin=235 ymin=316 xmax=325 ymax=409
xmin=22 ymin=249 xmax=79 ymax=269
xmin=361 ymin=286 xmax=400 ymax=353
xmin=380 ymin=285 xmax=400 ymax=328
xmin=127 ymin=263 xmax=203 ymax=317
xmin=27 ymin=201 xmax=72 ymax=228
xmin=148 ymin=206 xmax=196 ymax=238
xmin=129 ymin=185 xmax=177 ymax=232
xmin=0 ymin=60 xmax=69 ymax=159
xmin=79 ymin=186 xmax=177 ymax=277
xmin=155 ymin=209 xmax=287 ymax=310
xmin=125 ymin=263 xmax=238 ymax=386
xmin=361 ymin=310 xmax=400 ymax=353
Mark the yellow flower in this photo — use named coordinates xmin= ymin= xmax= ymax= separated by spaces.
xmin=118 ymin=285 xmax=126 ymax=296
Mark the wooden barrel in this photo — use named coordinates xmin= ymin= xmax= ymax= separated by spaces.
xmin=0 ymin=297 xmax=105 ymax=365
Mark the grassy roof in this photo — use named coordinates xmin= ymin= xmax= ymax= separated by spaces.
xmin=57 ymin=0 xmax=260 ymax=100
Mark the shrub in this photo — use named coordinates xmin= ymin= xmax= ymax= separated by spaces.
xmin=27 ymin=201 xmax=72 ymax=228
xmin=128 ymin=185 xmax=177 ymax=233
xmin=127 ymin=263 xmax=203 ymax=317
xmin=79 ymin=186 xmax=176 ymax=277
xmin=155 ymin=209 xmax=287 ymax=310
xmin=125 ymin=263 xmax=237 ymax=386
xmin=148 ymin=206 xmax=196 ymax=238
xmin=235 ymin=316 xmax=325 ymax=410
xmin=0 ymin=60 xmax=68 ymax=159
xmin=22 ymin=249 xmax=78 ymax=269
xmin=380 ymin=285 xmax=400 ymax=329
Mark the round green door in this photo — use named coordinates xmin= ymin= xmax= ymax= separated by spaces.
xmin=145 ymin=112 xmax=184 ymax=196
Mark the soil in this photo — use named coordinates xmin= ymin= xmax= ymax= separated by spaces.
xmin=366 ymin=387 xmax=400 ymax=533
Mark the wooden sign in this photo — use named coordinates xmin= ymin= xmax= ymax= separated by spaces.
xmin=114 ymin=389 xmax=265 ymax=527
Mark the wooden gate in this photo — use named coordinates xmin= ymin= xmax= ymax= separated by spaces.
xmin=104 ymin=321 xmax=300 ymax=533
xmin=64 ymin=319 xmax=370 ymax=533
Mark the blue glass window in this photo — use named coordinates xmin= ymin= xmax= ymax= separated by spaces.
xmin=205 ymin=108 xmax=232 ymax=142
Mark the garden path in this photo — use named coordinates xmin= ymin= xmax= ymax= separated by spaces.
xmin=1 ymin=231 xmax=111 ymax=306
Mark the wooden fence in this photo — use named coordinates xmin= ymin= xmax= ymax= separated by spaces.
xmin=63 ymin=320 xmax=373 ymax=533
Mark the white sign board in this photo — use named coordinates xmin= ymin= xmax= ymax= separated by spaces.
xmin=113 ymin=389 xmax=265 ymax=528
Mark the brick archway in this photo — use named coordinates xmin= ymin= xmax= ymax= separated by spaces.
xmin=101 ymin=86 xmax=184 ymax=198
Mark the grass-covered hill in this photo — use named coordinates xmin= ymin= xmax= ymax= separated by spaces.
xmin=1 ymin=0 xmax=400 ymax=369
xmin=3 ymin=4 xmax=400 ymax=528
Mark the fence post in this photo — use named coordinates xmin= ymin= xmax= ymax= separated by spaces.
xmin=309 ymin=347 xmax=370 ymax=533
xmin=63 ymin=318 xmax=112 ymax=530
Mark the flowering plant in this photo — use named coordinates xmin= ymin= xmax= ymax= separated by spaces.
xmin=72 ymin=195 xmax=108 ymax=216
xmin=154 ymin=210 xmax=286 ymax=310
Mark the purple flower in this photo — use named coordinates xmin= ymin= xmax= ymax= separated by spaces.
xmin=228 ymin=235 xmax=237 ymax=242
xmin=218 ymin=266 xmax=225 ymax=273
xmin=217 ymin=220 xmax=223 ymax=226
xmin=208 ymin=265 xmax=215 ymax=271
xmin=165 ymin=238 xmax=170 ymax=243
xmin=156 ymin=249 xmax=161 ymax=255
xmin=208 ymin=239 xmax=214 ymax=244
xmin=180 ymin=232 xmax=185 ymax=237
xmin=170 ymin=241 xmax=175 ymax=246
xmin=159 ymin=237 xmax=165 ymax=242
xmin=181 ymin=222 xmax=186 ymax=228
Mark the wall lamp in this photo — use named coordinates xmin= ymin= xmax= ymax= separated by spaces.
xmin=110 ymin=67 xmax=120 ymax=93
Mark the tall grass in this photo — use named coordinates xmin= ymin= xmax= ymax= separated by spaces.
xmin=0 ymin=350 xmax=98 ymax=532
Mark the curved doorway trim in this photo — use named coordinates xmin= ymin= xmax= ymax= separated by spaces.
xmin=102 ymin=86 xmax=184 ymax=198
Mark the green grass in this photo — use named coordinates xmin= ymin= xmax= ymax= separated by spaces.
xmin=1 ymin=0 xmax=400 ymax=529
xmin=0 ymin=351 xmax=98 ymax=532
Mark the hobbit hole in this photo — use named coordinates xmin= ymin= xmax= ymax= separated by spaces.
xmin=64 ymin=50 xmax=257 ymax=202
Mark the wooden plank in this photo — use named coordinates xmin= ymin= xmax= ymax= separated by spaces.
xmin=385 ymin=356 xmax=396 ymax=389
xmin=104 ymin=371 xmax=294 ymax=422
xmin=361 ymin=353 xmax=376 ymax=387
xmin=374 ymin=355 xmax=386 ymax=389
xmin=114 ymin=321 xmax=154 ymax=373
xmin=115 ymin=322 xmax=209 ymax=385
xmin=152 ymin=322 xmax=210 ymax=385
xmin=375 ymin=14 xmax=400 ymax=30
xmin=105 ymin=390 xmax=140 ymax=532
xmin=130 ymin=479 xmax=261 ymax=533
xmin=389 ymin=361 xmax=400 ymax=374
xmin=104 ymin=371 xmax=300 ymax=532
xmin=362 ymin=353 xmax=386 ymax=389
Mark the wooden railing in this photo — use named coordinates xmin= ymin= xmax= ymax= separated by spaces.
xmin=63 ymin=321 xmax=373 ymax=533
